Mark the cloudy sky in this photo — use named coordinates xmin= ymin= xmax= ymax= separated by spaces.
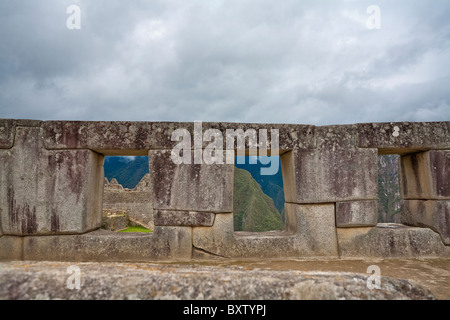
xmin=0 ymin=0 xmax=449 ymax=125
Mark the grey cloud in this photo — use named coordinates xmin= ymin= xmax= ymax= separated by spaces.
xmin=0 ymin=0 xmax=449 ymax=125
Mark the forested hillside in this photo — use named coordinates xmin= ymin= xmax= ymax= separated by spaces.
xmin=233 ymin=167 xmax=284 ymax=231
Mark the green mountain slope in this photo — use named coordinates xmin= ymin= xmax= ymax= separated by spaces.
xmin=104 ymin=157 xmax=149 ymax=189
xmin=235 ymin=157 xmax=285 ymax=214
xmin=233 ymin=167 xmax=284 ymax=232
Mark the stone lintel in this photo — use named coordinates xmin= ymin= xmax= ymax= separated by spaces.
xmin=357 ymin=122 xmax=450 ymax=154
xmin=42 ymin=121 xmax=315 ymax=152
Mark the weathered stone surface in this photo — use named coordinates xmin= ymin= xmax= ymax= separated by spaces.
xmin=337 ymin=224 xmax=450 ymax=258
xmin=231 ymin=233 xmax=301 ymax=259
xmin=0 ymin=236 xmax=22 ymax=261
xmin=336 ymin=200 xmax=378 ymax=227
xmin=23 ymin=227 xmax=192 ymax=261
xmin=102 ymin=214 xmax=128 ymax=231
xmin=358 ymin=122 xmax=450 ymax=154
xmin=2 ymin=119 xmax=446 ymax=156
xmin=203 ymin=122 xmax=316 ymax=151
xmin=0 ymin=127 xmax=104 ymax=235
xmin=43 ymin=121 xmax=150 ymax=154
xmin=42 ymin=120 xmax=316 ymax=153
xmin=148 ymin=150 xmax=234 ymax=212
xmin=103 ymin=175 xmax=154 ymax=230
xmin=0 ymin=119 xmax=15 ymax=149
xmin=0 ymin=261 xmax=436 ymax=300
xmin=193 ymin=204 xmax=338 ymax=258
xmin=402 ymin=200 xmax=450 ymax=245
xmin=284 ymin=203 xmax=338 ymax=256
xmin=193 ymin=213 xmax=235 ymax=257
xmin=154 ymin=210 xmax=216 ymax=227
xmin=400 ymin=150 xmax=450 ymax=200
xmin=282 ymin=125 xmax=378 ymax=203
xmin=43 ymin=121 xmax=196 ymax=154
xmin=15 ymin=119 xmax=43 ymax=127
xmin=148 ymin=226 xmax=192 ymax=259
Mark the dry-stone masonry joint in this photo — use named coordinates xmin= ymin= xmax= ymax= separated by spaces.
xmin=0 ymin=119 xmax=449 ymax=261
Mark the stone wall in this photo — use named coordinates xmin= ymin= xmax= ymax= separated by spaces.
xmin=0 ymin=119 xmax=449 ymax=261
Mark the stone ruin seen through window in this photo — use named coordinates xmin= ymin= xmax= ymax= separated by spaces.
xmin=102 ymin=156 xmax=153 ymax=233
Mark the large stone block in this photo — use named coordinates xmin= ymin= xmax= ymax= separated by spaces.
xmin=151 ymin=226 xmax=193 ymax=259
xmin=336 ymin=200 xmax=378 ymax=227
xmin=148 ymin=150 xmax=234 ymax=212
xmin=193 ymin=213 xmax=235 ymax=257
xmin=43 ymin=121 xmax=195 ymax=154
xmin=0 ymin=236 xmax=23 ymax=261
xmin=203 ymin=122 xmax=316 ymax=152
xmin=23 ymin=227 xmax=192 ymax=261
xmin=400 ymin=150 xmax=450 ymax=200
xmin=337 ymin=224 xmax=450 ymax=258
xmin=154 ymin=210 xmax=216 ymax=227
xmin=284 ymin=203 xmax=338 ymax=256
xmin=402 ymin=200 xmax=450 ymax=245
xmin=357 ymin=122 xmax=450 ymax=154
xmin=43 ymin=120 xmax=315 ymax=154
xmin=282 ymin=125 xmax=378 ymax=203
xmin=1 ymin=119 xmax=48 ymax=150
xmin=0 ymin=126 xmax=104 ymax=235
xmin=102 ymin=214 xmax=128 ymax=231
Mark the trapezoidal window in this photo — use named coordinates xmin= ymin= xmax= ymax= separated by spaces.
xmin=102 ymin=156 xmax=153 ymax=233
xmin=233 ymin=155 xmax=285 ymax=232
xmin=377 ymin=154 xmax=402 ymax=224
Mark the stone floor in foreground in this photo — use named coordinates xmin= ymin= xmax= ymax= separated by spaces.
xmin=0 ymin=258 xmax=448 ymax=300
xmin=196 ymin=257 xmax=450 ymax=300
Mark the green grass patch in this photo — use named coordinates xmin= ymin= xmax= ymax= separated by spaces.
xmin=118 ymin=226 xmax=152 ymax=233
